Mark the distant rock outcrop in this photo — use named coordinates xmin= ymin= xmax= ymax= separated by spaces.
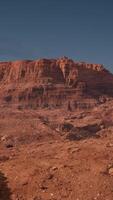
xmin=0 ymin=57 xmax=113 ymax=109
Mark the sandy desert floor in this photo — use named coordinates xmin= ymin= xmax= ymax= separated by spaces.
xmin=0 ymin=102 xmax=113 ymax=200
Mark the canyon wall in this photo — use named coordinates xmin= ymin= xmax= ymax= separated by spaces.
xmin=0 ymin=57 xmax=113 ymax=110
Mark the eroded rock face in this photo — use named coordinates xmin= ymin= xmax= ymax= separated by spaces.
xmin=0 ymin=57 xmax=113 ymax=109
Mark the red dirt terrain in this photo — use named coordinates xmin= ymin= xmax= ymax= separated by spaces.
xmin=0 ymin=57 xmax=113 ymax=200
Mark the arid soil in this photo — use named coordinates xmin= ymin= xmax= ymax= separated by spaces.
xmin=0 ymin=100 xmax=113 ymax=200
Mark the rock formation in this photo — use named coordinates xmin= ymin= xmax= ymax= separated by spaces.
xmin=0 ymin=56 xmax=113 ymax=109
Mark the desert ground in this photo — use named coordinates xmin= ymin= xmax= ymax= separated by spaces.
xmin=0 ymin=101 xmax=113 ymax=200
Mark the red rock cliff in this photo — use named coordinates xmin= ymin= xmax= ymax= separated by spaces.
xmin=0 ymin=57 xmax=113 ymax=109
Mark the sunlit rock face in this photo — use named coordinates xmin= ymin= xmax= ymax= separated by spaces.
xmin=0 ymin=57 xmax=113 ymax=109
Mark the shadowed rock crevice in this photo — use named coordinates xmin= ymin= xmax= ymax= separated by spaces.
xmin=0 ymin=171 xmax=12 ymax=200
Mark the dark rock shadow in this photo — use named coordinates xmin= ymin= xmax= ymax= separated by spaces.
xmin=0 ymin=171 xmax=12 ymax=200
xmin=66 ymin=123 xmax=101 ymax=141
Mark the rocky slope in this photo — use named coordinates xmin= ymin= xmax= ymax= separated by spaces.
xmin=0 ymin=57 xmax=113 ymax=109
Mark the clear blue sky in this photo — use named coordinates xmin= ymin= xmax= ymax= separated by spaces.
xmin=0 ymin=0 xmax=113 ymax=72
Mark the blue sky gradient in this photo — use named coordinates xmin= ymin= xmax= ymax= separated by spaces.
xmin=0 ymin=0 xmax=113 ymax=71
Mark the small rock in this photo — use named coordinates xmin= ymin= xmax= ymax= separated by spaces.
xmin=50 ymin=193 xmax=54 ymax=197
xmin=71 ymin=148 xmax=80 ymax=153
xmin=0 ymin=135 xmax=8 ymax=141
xmin=40 ymin=184 xmax=48 ymax=190
xmin=106 ymin=143 xmax=113 ymax=147
xmin=47 ymin=173 xmax=54 ymax=180
xmin=108 ymin=167 xmax=113 ymax=176
xmin=22 ymin=180 xmax=28 ymax=186
xmin=100 ymin=125 xmax=104 ymax=129
xmin=5 ymin=143 xmax=14 ymax=148
xmin=51 ymin=166 xmax=58 ymax=171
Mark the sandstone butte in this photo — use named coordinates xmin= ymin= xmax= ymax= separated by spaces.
xmin=0 ymin=56 xmax=113 ymax=110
